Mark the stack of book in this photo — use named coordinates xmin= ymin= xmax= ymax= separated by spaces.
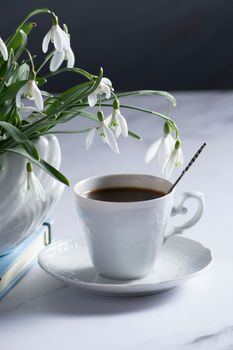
xmin=0 ymin=222 xmax=52 ymax=299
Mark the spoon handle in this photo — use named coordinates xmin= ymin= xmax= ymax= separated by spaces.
xmin=168 ymin=142 xmax=206 ymax=194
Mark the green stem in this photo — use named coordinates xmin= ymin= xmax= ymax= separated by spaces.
xmin=16 ymin=8 xmax=51 ymax=31
xmin=36 ymin=50 xmax=55 ymax=74
xmin=119 ymin=104 xmax=179 ymax=139
xmin=79 ymin=103 xmax=179 ymax=138
xmin=24 ymin=48 xmax=35 ymax=73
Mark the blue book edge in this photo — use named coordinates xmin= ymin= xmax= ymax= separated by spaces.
xmin=0 ymin=264 xmax=33 ymax=299
xmin=0 ymin=220 xmax=52 ymax=299
xmin=0 ymin=221 xmax=52 ymax=277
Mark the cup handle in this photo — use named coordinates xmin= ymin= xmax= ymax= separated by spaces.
xmin=164 ymin=191 xmax=205 ymax=243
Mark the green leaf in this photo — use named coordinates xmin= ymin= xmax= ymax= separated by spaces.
xmin=3 ymin=23 xmax=34 ymax=65
xmin=18 ymin=8 xmax=51 ymax=28
xmin=40 ymin=159 xmax=69 ymax=186
xmin=46 ymin=127 xmax=142 ymax=140
xmin=42 ymin=67 xmax=94 ymax=81
xmin=43 ymin=68 xmax=103 ymax=118
xmin=128 ymin=130 xmax=141 ymax=140
xmin=0 ymin=49 xmax=15 ymax=93
xmin=20 ymin=22 xmax=36 ymax=36
xmin=13 ymin=29 xmax=28 ymax=60
xmin=0 ymin=80 xmax=27 ymax=104
xmin=36 ymin=77 xmax=47 ymax=86
xmin=44 ymin=128 xmax=91 ymax=134
xmin=8 ymin=63 xmax=30 ymax=85
xmin=75 ymin=110 xmax=97 ymax=121
xmin=0 ymin=121 xmax=40 ymax=160
xmin=21 ymin=68 xmax=103 ymax=138
xmin=107 ymin=90 xmax=177 ymax=107
xmin=6 ymin=109 xmax=21 ymax=127
xmin=7 ymin=25 xmax=30 ymax=51
xmin=58 ymin=67 xmax=103 ymax=105
xmin=3 ymin=9 xmax=50 ymax=64
xmin=45 ymin=81 xmax=93 ymax=117
xmin=5 ymin=147 xmax=70 ymax=186
xmin=76 ymin=110 xmax=142 ymax=141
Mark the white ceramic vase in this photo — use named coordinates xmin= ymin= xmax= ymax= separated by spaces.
xmin=0 ymin=134 xmax=65 ymax=255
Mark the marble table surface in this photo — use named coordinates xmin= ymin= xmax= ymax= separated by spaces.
xmin=1 ymin=92 xmax=233 ymax=350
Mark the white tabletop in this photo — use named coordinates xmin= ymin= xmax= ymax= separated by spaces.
xmin=0 ymin=92 xmax=232 ymax=349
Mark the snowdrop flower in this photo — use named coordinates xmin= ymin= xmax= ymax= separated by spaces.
xmin=22 ymin=163 xmax=45 ymax=202
xmin=145 ymin=122 xmax=175 ymax=167
xmin=50 ymin=25 xmax=75 ymax=71
xmin=42 ymin=17 xmax=70 ymax=53
xmin=16 ymin=80 xmax=44 ymax=111
xmin=50 ymin=45 xmax=74 ymax=71
xmin=88 ymin=77 xmax=114 ymax=107
xmin=162 ymin=141 xmax=184 ymax=179
xmin=0 ymin=36 xmax=8 ymax=61
xmin=106 ymin=100 xmax=128 ymax=137
xmin=86 ymin=111 xmax=119 ymax=153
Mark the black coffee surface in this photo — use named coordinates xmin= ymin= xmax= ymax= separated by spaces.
xmin=84 ymin=187 xmax=166 ymax=202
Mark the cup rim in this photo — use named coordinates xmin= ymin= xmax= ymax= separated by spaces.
xmin=73 ymin=173 xmax=174 ymax=205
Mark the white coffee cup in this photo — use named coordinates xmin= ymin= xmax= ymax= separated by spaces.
xmin=74 ymin=174 xmax=204 ymax=280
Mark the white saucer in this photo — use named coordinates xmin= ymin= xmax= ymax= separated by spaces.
xmin=38 ymin=236 xmax=212 ymax=297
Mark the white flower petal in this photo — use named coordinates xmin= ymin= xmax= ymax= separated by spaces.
xmin=115 ymin=127 xmax=121 ymax=138
xmin=103 ymin=122 xmax=119 ymax=153
xmin=88 ymin=93 xmax=98 ymax=107
xmin=50 ymin=50 xmax=65 ymax=71
xmin=86 ymin=128 xmax=96 ymax=150
xmin=90 ymin=77 xmax=113 ymax=103
xmin=175 ymin=148 xmax=184 ymax=167
xmin=0 ymin=134 xmax=7 ymax=141
xmin=0 ymin=36 xmax=8 ymax=61
xmin=105 ymin=115 xmax=111 ymax=125
xmin=157 ymin=134 xmax=175 ymax=167
xmin=42 ymin=30 xmax=51 ymax=53
xmin=31 ymin=81 xmax=44 ymax=111
xmin=53 ymin=25 xmax=64 ymax=51
xmin=101 ymin=77 xmax=112 ymax=87
xmin=116 ymin=110 xmax=128 ymax=137
xmin=16 ymin=84 xmax=28 ymax=108
xmin=162 ymin=150 xmax=177 ymax=179
xmin=66 ymin=47 xmax=75 ymax=68
xmin=145 ymin=139 xmax=162 ymax=164
xmin=105 ymin=90 xmax=111 ymax=99
xmin=62 ymin=31 xmax=71 ymax=50
xmin=100 ymin=83 xmax=111 ymax=99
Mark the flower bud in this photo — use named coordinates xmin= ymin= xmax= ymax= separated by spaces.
xmin=164 ymin=122 xmax=171 ymax=135
xmin=113 ymin=99 xmax=120 ymax=110
xmin=97 ymin=111 xmax=104 ymax=122
xmin=175 ymin=140 xmax=181 ymax=150
xmin=26 ymin=162 xmax=33 ymax=173
xmin=30 ymin=70 xmax=36 ymax=81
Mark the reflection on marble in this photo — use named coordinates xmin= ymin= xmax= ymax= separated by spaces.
xmin=185 ymin=326 xmax=233 ymax=349
xmin=0 ymin=92 xmax=233 ymax=350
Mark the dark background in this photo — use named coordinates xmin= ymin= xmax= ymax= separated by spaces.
xmin=1 ymin=0 xmax=233 ymax=91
